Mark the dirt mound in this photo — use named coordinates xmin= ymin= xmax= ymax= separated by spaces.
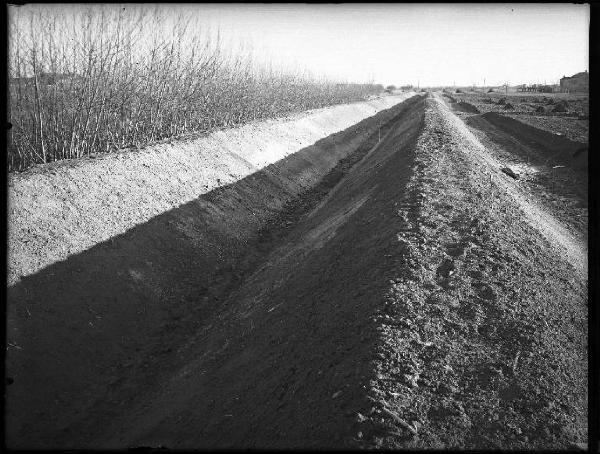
xmin=501 ymin=166 xmax=519 ymax=179
xmin=455 ymin=101 xmax=480 ymax=114
xmin=552 ymin=101 xmax=569 ymax=113
xmin=469 ymin=112 xmax=587 ymax=172
xmin=443 ymin=93 xmax=456 ymax=103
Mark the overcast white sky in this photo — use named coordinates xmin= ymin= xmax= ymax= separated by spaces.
xmin=14 ymin=3 xmax=589 ymax=87
xmin=187 ymin=3 xmax=589 ymax=87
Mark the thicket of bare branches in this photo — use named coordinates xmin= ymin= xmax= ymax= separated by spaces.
xmin=8 ymin=5 xmax=384 ymax=172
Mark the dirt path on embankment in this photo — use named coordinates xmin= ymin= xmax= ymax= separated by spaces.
xmin=358 ymin=94 xmax=587 ymax=449
xmin=59 ymin=94 xmax=587 ymax=450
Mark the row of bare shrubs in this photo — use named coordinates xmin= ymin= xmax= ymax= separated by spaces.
xmin=8 ymin=5 xmax=384 ymax=172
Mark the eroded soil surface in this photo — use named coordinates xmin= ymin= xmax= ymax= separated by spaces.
xmin=358 ymin=95 xmax=587 ymax=449
xmin=445 ymin=94 xmax=588 ymax=249
xmin=6 ymin=93 xmax=587 ymax=449
xmin=448 ymin=90 xmax=589 ymax=143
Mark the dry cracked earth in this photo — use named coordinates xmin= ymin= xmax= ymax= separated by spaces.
xmin=6 ymin=93 xmax=588 ymax=449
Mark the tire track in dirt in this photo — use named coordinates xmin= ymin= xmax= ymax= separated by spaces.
xmin=360 ymin=95 xmax=586 ymax=449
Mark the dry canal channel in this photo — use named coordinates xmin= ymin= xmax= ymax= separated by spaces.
xmin=6 ymin=93 xmax=587 ymax=449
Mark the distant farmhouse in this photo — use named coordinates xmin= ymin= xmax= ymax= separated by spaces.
xmin=560 ymin=70 xmax=588 ymax=93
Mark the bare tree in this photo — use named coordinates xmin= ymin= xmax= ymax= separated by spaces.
xmin=8 ymin=4 xmax=385 ymax=172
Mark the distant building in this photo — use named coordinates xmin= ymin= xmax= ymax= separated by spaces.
xmin=560 ymin=71 xmax=589 ymax=93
